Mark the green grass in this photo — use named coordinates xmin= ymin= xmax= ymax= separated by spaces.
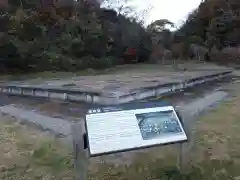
xmin=31 ymin=142 xmax=72 ymax=172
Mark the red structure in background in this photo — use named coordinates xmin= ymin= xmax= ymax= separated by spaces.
xmin=0 ymin=0 xmax=8 ymax=7
xmin=124 ymin=48 xmax=137 ymax=56
xmin=123 ymin=47 xmax=138 ymax=64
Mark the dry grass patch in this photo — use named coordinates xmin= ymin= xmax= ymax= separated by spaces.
xmin=0 ymin=61 xmax=210 ymax=82
xmin=1 ymin=96 xmax=240 ymax=179
xmin=188 ymin=97 xmax=240 ymax=179
xmin=0 ymin=115 xmax=73 ymax=180
xmin=92 ymin=96 xmax=240 ymax=180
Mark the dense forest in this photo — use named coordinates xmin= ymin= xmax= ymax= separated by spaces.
xmin=0 ymin=0 xmax=239 ymax=73
xmin=0 ymin=0 xmax=152 ymax=72
xmin=177 ymin=0 xmax=240 ymax=64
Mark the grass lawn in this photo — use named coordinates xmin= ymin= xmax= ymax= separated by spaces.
xmin=1 ymin=96 xmax=240 ymax=179
xmin=0 ymin=61 xmax=206 ymax=82
xmin=0 ymin=115 xmax=73 ymax=180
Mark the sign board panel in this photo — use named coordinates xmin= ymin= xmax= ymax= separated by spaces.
xmin=85 ymin=101 xmax=188 ymax=156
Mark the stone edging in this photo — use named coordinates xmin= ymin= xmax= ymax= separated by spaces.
xmin=0 ymin=71 xmax=232 ymax=105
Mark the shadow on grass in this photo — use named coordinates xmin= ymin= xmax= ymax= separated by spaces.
xmin=153 ymin=158 xmax=239 ymax=180
xmin=30 ymin=141 xmax=239 ymax=180
xmin=29 ymin=141 xmax=240 ymax=180
xmin=90 ymin=157 xmax=239 ymax=180
xmin=31 ymin=142 xmax=72 ymax=173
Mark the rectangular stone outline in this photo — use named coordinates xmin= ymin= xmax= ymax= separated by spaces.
xmin=0 ymin=71 xmax=232 ymax=105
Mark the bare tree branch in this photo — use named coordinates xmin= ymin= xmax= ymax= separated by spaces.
xmin=102 ymin=0 xmax=152 ymax=25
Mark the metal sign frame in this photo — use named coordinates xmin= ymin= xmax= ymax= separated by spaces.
xmin=84 ymin=101 xmax=188 ymax=157
xmin=72 ymin=100 xmax=189 ymax=180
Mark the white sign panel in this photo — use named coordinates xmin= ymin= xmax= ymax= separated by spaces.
xmin=85 ymin=102 xmax=188 ymax=156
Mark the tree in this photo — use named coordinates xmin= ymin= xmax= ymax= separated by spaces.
xmin=101 ymin=0 xmax=152 ymax=25
xmin=147 ymin=19 xmax=175 ymax=33
xmin=146 ymin=19 xmax=175 ymax=50
xmin=101 ymin=0 xmax=153 ymax=63
xmin=101 ymin=0 xmax=134 ymax=15
xmin=179 ymin=0 xmax=240 ymax=51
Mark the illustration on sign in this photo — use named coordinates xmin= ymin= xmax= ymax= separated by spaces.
xmin=136 ymin=111 xmax=183 ymax=140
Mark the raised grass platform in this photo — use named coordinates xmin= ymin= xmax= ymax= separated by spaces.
xmin=0 ymin=63 xmax=233 ymax=105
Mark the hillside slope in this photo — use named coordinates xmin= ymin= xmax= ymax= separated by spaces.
xmin=0 ymin=0 xmax=152 ymax=73
xmin=181 ymin=0 xmax=240 ymax=47
xmin=173 ymin=0 xmax=240 ymax=63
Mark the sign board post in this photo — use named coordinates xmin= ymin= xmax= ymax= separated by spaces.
xmin=176 ymin=109 xmax=196 ymax=171
xmin=72 ymin=101 xmax=189 ymax=179
xmin=71 ymin=122 xmax=89 ymax=180
xmin=177 ymin=143 xmax=184 ymax=171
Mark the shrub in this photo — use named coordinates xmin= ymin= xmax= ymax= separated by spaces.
xmin=210 ymin=46 xmax=240 ymax=64
xmin=0 ymin=1 xmax=152 ymax=73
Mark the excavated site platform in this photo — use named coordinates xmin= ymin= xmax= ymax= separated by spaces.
xmin=0 ymin=62 xmax=233 ymax=105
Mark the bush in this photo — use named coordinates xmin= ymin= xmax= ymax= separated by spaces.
xmin=210 ymin=46 xmax=240 ymax=64
xmin=0 ymin=1 xmax=152 ymax=73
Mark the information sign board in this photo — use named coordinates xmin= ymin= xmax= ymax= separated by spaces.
xmin=85 ymin=101 xmax=188 ymax=156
